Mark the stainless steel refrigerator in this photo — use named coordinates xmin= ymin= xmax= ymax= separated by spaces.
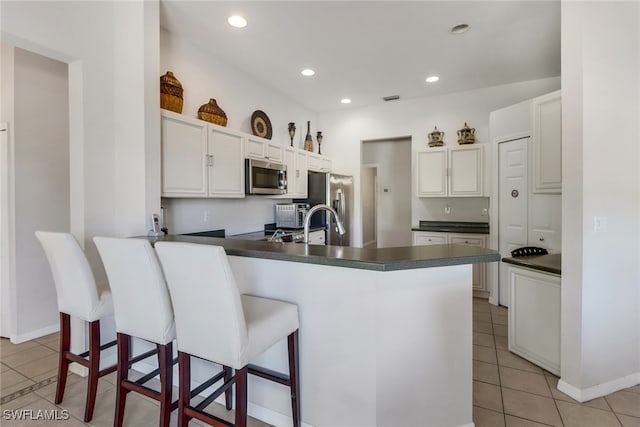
xmin=296 ymin=172 xmax=353 ymax=246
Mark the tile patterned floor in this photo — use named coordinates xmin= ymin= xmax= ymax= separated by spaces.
xmin=472 ymin=297 xmax=640 ymax=427
xmin=2 ymin=300 xmax=639 ymax=426
xmin=0 ymin=333 xmax=271 ymax=426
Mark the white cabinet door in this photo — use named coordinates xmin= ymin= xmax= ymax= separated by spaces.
xmin=245 ymin=136 xmax=283 ymax=163
xmin=531 ymin=90 xmax=561 ymax=194
xmin=208 ymin=126 xmax=244 ymax=197
xmin=449 ymin=145 xmax=483 ymax=196
xmin=413 ymin=232 xmax=446 ymax=245
xmin=449 ymin=235 xmax=486 ymax=291
xmin=416 ymin=149 xmax=447 ymax=196
xmin=161 ymin=112 xmax=207 ymax=197
xmin=508 ymin=266 xmax=561 ymax=375
xmin=294 ymin=150 xmax=308 ymax=197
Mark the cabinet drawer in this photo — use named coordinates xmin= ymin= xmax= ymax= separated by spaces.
xmin=413 ymin=233 xmax=446 ymax=245
xmin=449 ymin=236 xmax=484 ymax=246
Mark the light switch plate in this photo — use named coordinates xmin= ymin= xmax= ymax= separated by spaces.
xmin=593 ymin=216 xmax=607 ymax=233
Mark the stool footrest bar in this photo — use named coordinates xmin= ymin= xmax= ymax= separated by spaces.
xmin=248 ymin=364 xmax=290 ymax=386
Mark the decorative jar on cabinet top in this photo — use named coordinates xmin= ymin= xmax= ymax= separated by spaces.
xmin=160 ymin=71 xmax=184 ymax=113
xmin=198 ymin=98 xmax=228 ymax=127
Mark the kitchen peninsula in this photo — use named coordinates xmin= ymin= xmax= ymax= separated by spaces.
xmin=150 ymin=235 xmax=500 ymax=427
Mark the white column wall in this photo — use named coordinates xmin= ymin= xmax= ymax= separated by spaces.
xmin=560 ymin=1 xmax=640 ymax=399
xmin=1 ymin=0 xmax=159 ymax=340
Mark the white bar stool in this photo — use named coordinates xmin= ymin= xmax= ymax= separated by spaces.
xmin=35 ymin=231 xmax=117 ymax=422
xmin=94 ymin=237 xmax=181 ymax=427
xmin=154 ymin=242 xmax=301 ymax=427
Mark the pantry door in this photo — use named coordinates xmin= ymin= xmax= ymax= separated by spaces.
xmin=498 ymin=137 xmax=529 ymax=306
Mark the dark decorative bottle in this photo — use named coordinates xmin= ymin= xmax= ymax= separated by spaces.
xmin=304 ymin=121 xmax=313 ymax=152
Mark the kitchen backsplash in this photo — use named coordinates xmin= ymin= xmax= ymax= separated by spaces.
xmin=162 ymin=197 xmax=290 ymax=236
xmin=415 ymin=197 xmax=490 ymax=223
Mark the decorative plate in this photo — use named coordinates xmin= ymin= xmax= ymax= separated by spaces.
xmin=251 ymin=110 xmax=273 ymax=140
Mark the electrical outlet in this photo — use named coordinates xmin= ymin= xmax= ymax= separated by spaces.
xmin=481 ymin=208 xmax=488 ymax=216
xmin=445 ymin=206 xmax=451 ymax=215
xmin=203 ymin=211 xmax=209 ymax=222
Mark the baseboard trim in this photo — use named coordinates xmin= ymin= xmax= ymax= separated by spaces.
xmin=11 ymin=323 xmax=59 ymax=344
xmin=558 ymin=372 xmax=640 ymax=402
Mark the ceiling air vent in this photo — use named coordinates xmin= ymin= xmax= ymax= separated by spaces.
xmin=382 ymin=95 xmax=400 ymax=102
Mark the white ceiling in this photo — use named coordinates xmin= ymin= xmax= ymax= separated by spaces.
xmin=159 ymin=1 xmax=560 ymax=113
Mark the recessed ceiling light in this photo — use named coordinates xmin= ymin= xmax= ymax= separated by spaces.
xmin=341 ymin=98 xmax=351 ymax=104
xmin=228 ymin=15 xmax=247 ymax=28
xmin=301 ymin=69 xmax=315 ymax=77
xmin=450 ymin=23 xmax=470 ymax=34
xmin=426 ymin=76 xmax=440 ymax=83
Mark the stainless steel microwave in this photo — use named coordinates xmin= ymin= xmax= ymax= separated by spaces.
xmin=245 ymin=159 xmax=287 ymax=195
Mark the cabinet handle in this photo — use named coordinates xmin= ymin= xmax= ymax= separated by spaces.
xmin=465 ymin=241 xmax=469 ymax=244
xmin=296 ymin=169 xmax=300 ymax=178
xmin=207 ymin=155 xmax=214 ymax=166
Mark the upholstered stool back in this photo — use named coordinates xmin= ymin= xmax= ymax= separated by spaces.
xmin=35 ymin=231 xmax=111 ymax=322
xmin=94 ymin=237 xmax=175 ymax=345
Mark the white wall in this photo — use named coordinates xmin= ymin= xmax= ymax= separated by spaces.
xmin=362 ymin=139 xmax=411 ymax=247
xmin=560 ymin=1 xmax=640 ymax=400
xmin=1 ymin=0 xmax=160 ymax=342
xmin=159 ymin=29 xmax=318 ymax=233
xmin=13 ymin=48 xmax=69 ymax=338
xmin=319 ymin=77 xmax=561 ymax=247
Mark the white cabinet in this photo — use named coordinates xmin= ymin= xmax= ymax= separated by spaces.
xmin=280 ymin=147 xmax=308 ymax=198
xmin=161 ymin=110 xmax=244 ymax=198
xmin=245 ymin=136 xmax=283 ymax=163
xmin=412 ymin=231 xmax=487 ymax=291
xmin=307 ymin=153 xmax=332 ymax=172
xmin=508 ymin=265 xmax=560 ymax=375
xmin=531 ymin=90 xmax=561 ymax=194
xmin=207 ymin=126 xmax=245 ymax=197
xmin=416 ymin=145 xmax=483 ymax=197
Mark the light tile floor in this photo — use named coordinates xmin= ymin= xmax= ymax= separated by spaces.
xmin=0 ymin=333 xmax=271 ymax=426
xmin=2 ymin=300 xmax=640 ymax=426
xmin=472 ymin=297 xmax=640 ymax=427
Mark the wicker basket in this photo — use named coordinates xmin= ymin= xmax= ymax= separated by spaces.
xmin=160 ymin=71 xmax=183 ymax=113
xmin=198 ymin=98 xmax=227 ymax=127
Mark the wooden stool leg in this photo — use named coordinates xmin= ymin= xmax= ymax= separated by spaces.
xmin=84 ymin=320 xmax=101 ymax=422
xmin=234 ymin=367 xmax=248 ymax=427
xmin=114 ymin=333 xmax=130 ymax=427
xmin=178 ymin=352 xmax=191 ymax=427
xmin=223 ymin=366 xmax=233 ymax=410
xmin=158 ymin=342 xmax=173 ymax=427
xmin=55 ymin=313 xmax=71 ymax=404
xmin=288 ymin=330 xmax=301 ymax=427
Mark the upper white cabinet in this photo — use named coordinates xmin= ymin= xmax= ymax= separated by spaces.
xmin=416 ymin=145 xmax=483 ymax=197
xmin=245 ymin=136 xmax=283 ymax=163
xmin=207 ymin=126 xmax=245 ymax=197
xmin=279 ymin=147 xmax=308 ymax=198
xmin=161 ymin=110 xmax=244 ymax=198
xmin=531 ymin=90 xmax=561 ymax=194
xmin=307 ymin=153 xmax=332 ymax=172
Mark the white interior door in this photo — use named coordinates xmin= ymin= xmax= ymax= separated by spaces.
xmin=499 ymin=138 xmax=529 ymax=306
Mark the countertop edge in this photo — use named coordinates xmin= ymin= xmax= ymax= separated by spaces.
xmin=145 ymin=235 xmax=500 ymax=272
xmin=502 ymin=257 xmax=561 ymax=276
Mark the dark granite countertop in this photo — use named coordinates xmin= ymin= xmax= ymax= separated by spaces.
xmin=146 ymin=234 xmax=500 ymax=272
xmin=502 ymin=254 xmax=561 ymax=276
xmin=412 ymin=221 xmax=490 ymax=235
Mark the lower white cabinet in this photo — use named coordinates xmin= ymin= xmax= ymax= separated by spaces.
xmin=508 ymin=265 xmax=560 ymax=375
xmin=413 ymin=231 xmax=487 ymax=291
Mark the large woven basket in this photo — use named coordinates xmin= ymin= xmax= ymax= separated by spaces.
xmin=160 ymin=71 xmax=183 ymax=113
xmin=198 ymin=98 xmax=227 ymax=127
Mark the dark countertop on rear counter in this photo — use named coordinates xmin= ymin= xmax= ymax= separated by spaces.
xmin=412 ymin=221 xmax=490 ymax=234
xmin=502 ymin=253 xmax=561 ymax=276
xmin=145 ymin=234 xmax=500 ymax=272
